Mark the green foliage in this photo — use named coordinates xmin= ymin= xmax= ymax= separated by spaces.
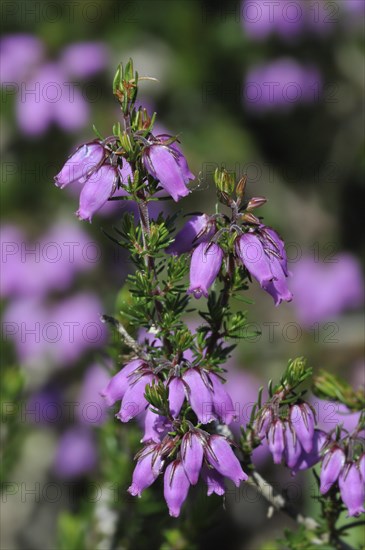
xmin=0 ymin=365 xmax=25 ymax=483
xmin=57 ymin=512 xmax=87 ymax=550
xmin=312 ymin=370 xmax=365 ymax=412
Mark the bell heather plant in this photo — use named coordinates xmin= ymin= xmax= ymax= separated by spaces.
xmin=54 ymin=60 xmax=364 ymax=548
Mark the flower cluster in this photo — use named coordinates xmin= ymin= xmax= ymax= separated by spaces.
xmin=255 ymin=390 xmax=365 ymax=517
xmin=55 ymin=133 xmax=194 ymax=221
xmin=255 ymin=401 xmax=327 ymax=470
xmin=319 ymin=442 xmax=365 ymax=517
xmin=52 ymin=61 xmax=363 ymax=534
xmin=168 ymin=198 xmax=292 ymax=305
xmin=101 ymin=358 xmax=247 ymax=516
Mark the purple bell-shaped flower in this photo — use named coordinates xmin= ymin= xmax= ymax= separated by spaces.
xmin=167 ymin=377 xmax=186 ymax=418
xmin=166 ymin=214 xmax=215 ymax=255
xmin=128 ymin=444 xmax=163 ymax=497
xmin=290 ymin=403 xmax=315 ymax=453
xmin=143 ymin=141 xmax=194 ymax=202
xmin=54 ymin=141 xmax=105 ymax=188
xmin=268 ymin=419 xmax=285 ymax=464
xmin=236 ymin=229 xmax=292 ymax=306
xmin=338 ymin=463 xmax=365 ymax=517
xmin=101 ymin=359 xmax=145 ymax=406
xmin=206 ymin=435 xmax=248 ymax=486
xmin=181 ymin=432 xmax=204 ymax=485
xmin=188 ymin=242 xmax=224 ymax=298
xmin=182 ymin=368 xmax=216 ymax=424
xmin=320 ymin=446 xmax=346 ymax=494
xmin=163 ymin=460 xmax=191 ymax=517
xmin=76 ymin=164 xmax=117 ymax=222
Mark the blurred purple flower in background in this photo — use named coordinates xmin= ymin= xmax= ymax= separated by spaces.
xmin=0 ymin=34 xmax=108 ymax=136
xmin=1 ymin=221 xmax=107 ymax=369
xmin=77 ymin=364 xmax=110 ymax=426
xmin=0 ymin=34 xmax=44 ymax=83
xmin=1 ymin=222 xmax=97 ymax=298
xmin=290 ymin=254 xmax=364 ymax=327
xmin=241 ymin=0 xmax=354 ymax=41
xmin=241 ymin=0 xmax=305 ymax=41
xmin=59 ymin=42 xmax=109 ymax=79
xmin=3 ymin=293 xmax=106 ymax=369
xmin=54 ymin=426 xmax=98 ymax=479
xmin=225 ymin=364 xmax=270 ymax=466
xmin=245 ymin=58 xmax=322 ymax=113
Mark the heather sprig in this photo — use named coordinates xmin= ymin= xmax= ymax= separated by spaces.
xmin=53 ymin=59 xmax=364 ymax=541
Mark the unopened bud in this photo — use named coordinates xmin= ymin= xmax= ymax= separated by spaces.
xmin=247 ymin=196 xmax=267 ymax=210
xmin=214 ymin=168 xmax=235 ymax=196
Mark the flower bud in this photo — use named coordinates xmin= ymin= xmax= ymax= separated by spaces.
xmin=339 ymin=463 xmax=365 ymax=517
xmin=188 ymin=242 xmax=224 ymax=299
xmin=320 ymin=446 xmax=346 ymax=494
xmin=164 ymin=460 xmax=190 ymax=517
xmin=246 ymin=197 xmax=267 ymax=210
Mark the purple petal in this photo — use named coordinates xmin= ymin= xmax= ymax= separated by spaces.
xmin=164 ymin=460 xmax=190 ymax=517
xmin=188 ymin=242 xmax=223 ymax=299
xmin=201 ymin=465 xmax=226 ymax=496
xmin=167 ymin=377 xmax=186 ymax=417
xmin=320 ymin=447 xmax=346 ymax=494
xmin=268 ymin=420 xmax=285 ymax=464
xmin=291 ymin=429 xmax=328 ymax=473
xmin=181 ymin=432 xmax=204 ymax=485
xmin=117 ymin=374 xmax=154 ymax=422
xmin=144 ymin=145 xmax=190 ymax=202
xmin=166 ymin=215 xmax=214 ymax=255
xmin=128 ymin=445 xmax=162 ymax=496
xmin=183 ymin=369 xmax=216 ymax=423
xmin=54 ymin=142 xmax=104 ymax=188
xmin=290 ymin=404 xmax=315 ymax=453
xmin=207 ymin=435 xmax=247 ymax=486
xmin=284 ymin=422 xmax=302 ymax=469
xmin=77 ymin=165 xmax=117 ymax=221
xmin=209 ymin=372 xmax=235 ymax=424
xmin=236 ymin=233 xmax=273 ymax=286
xmin=339 ymin=463 xmax=365 ymax=517
xmin=359 ymin=454 xmax=365 ymax=480
xmin=142 ymin=408 xmax=171 ymax=443
xmin=100 ymin=359 xmax=144 ymax=407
